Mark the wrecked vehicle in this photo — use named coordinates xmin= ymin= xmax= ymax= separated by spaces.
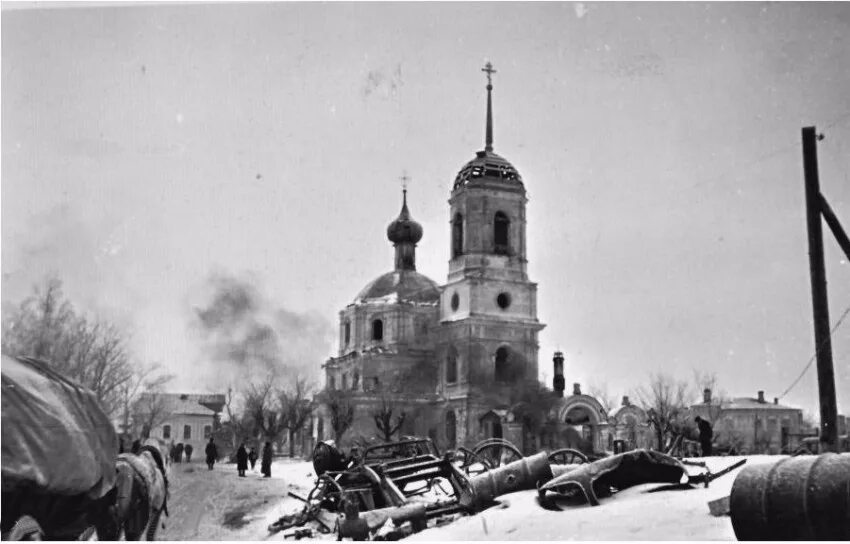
xmin=271 ymin=439 xmax=743 ymax=540
xmin=538 ymin=449 xmax=746 ymax=508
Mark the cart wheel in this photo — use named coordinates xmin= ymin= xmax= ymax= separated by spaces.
xmin=309 ymin=474 xmax=345 ymax=512
xmin=455 ymin=447 xmax=490 ymax=476
xmin=472 ymin=439 xmax=523 ymax=469
xmin=548 ymin=448 xmax=588 ymax=465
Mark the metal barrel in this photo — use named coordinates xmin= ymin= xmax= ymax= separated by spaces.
xmin=469 ymin=451 xmax=553 ymax=504
xmin=729 ymin=453 xmax=850 ymax=540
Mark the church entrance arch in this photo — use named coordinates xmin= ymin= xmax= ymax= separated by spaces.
xmin=557 ymin=398 xmax=605 ymax=454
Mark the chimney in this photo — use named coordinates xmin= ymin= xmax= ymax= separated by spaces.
xmin=573 ymin=383 xmax=582 ymax=396
xmin=622 ymin=395 xmax=630 ymax=407
xmin=703 ymin=388 xmax=712 ymax=404
xmin=552 ymin=352 xmax=565 ymax=397
xmin=757 ymin=390 xmax=765 ymax=403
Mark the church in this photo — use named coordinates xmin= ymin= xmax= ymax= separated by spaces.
xmin=313 ymin=65 xmax=619 ymax=454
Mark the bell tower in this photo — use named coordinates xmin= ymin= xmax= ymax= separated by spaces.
xmin=436 ymin=63 xmax=545 ymax=446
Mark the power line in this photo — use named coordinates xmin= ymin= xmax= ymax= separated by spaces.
xmin=677 ymin=110 xmax=850 ymax=199
xmin=778 ymin=303 xmax=850 ymax=399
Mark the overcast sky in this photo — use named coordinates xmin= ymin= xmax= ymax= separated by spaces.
xmin=3 ymin=2 xmax=849 ymax=414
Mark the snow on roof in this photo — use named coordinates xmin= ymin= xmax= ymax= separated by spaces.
xmin=140 ymin=393 xmax=218 ymax=416
xmin=721 ymin=397 xmax=800 ymax=411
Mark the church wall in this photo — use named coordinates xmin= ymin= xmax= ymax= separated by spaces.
xmin=338 ymin=302 xmax=438 ymax=356
xmin=447 ymin=185 xmax=528 ymax=283
xmin=451 ymin=186 xmax=526 ymax=258
xmin=468 ymin=278 xmax=538 ymax=320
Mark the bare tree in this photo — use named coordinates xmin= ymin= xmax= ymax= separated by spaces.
xmin=120 ymin=363 xmax=174 ymax=437
xmin=373 ymin=395 xmax=406 ymax=442
xmin=507 ymin=380 xmax=561 ymax=453
xmin=635 ymin=372 xmax=691 ymax=451
xmin=244 ymin=375 xmax=285 ymax=443
xmin=2 ymin=277 xmax=140 ymax=417
xmin=587 ymin=381 xmax=617 ymax=415
xmin=223 ymin=387 xmax=244 ymax=449
xmin=279 ymin=376 xmax=314 ymax=457
xmin=2 ymin=277 xmax=73 ymax=361
xmin=691 ymin=369 xmax=726 ymax=420
xmin=328 ymin=391 xmax=355 ymax=443
xmin=132 ymin=390 xmax=170 ymax=440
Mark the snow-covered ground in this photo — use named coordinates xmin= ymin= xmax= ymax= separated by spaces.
xmin=408 ymin=455 xmax=780 ymax=541
xmin=162 ymin=455 xmax=782 ymax=540
xmin=159 ymin=458 xmax=320 ymax=541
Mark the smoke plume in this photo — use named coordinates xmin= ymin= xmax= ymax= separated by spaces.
xmin=192 ymin=272 xmax=334 ymax=388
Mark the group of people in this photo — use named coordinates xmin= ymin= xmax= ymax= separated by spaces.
xmin=168 ymin=442 xmax=192 ymax=464
xmin=235 ymin=442 xmax=273 ymax=477
xmin=202 ymin=438 xmax=273 ymax=476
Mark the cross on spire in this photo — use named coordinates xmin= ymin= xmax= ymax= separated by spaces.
xmin=481 ymin=61 xmax=497 ymax=88
xmin=399 ymin=171 xmax=411 ymax=211
xmin=481 ymin=61 xmax=496 ymax=152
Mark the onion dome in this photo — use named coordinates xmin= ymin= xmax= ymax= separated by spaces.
xmin=386 ymin=189 xmax=423 ymax=245
xmin=453 ymin=150 xmax=523 ymax=190
xmin=354 ymin=270 xmax=440 ymax=304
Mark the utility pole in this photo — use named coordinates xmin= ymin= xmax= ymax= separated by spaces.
xmin=801 ymin=126 xmax=838 ymax=452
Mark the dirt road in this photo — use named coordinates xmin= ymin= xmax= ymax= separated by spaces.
xmin=158 ymin=462 xmax=296 ymax=541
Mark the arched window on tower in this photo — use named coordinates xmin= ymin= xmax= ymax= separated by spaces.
xmin=344 ymin=320 xmax=351 ymax=346
xmin=494 ymin=211 xmax=510 ymax=255
xmin=445 ymin=410 xmax=457 ymax=449
xmin=452 ymin=213 xmax=464 ymax=258
xmin=495 ymin=346 xmax=509 ymax=383
xmin=446 ymin=346 xmax=458 ymax=384
xmin=372 ymin=319 xmax=383 ymax=341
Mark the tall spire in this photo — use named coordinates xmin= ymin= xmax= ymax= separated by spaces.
xmin=482 ymin=61 xmax=497 ymax=152
xmin=399 ymin=172 xmax=410 ymax=219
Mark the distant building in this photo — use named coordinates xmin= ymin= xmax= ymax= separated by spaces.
xmin=690 ymin=389 xmax=804 ymax=454
xmin=135 ymin=393 xmax=225 ymax=457
xmin=606 ymin=395 xmax=654 ymax=451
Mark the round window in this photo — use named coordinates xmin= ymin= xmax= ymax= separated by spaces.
xmin=451 ymin=292 xmax=460 ymax=311
xmin=497 ymin=292 xmax=511 ymax=309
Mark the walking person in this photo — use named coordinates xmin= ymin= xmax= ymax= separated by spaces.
xmin=205 ymin=437 xmax=218 ymax=470
xmin=694 ymin=416 xmax=714 ymax=457
xmin=184 ymin=443 xmax=193 ymax=463
xmin=261 ymin=441 xmax=273 ymax=478
xmin=248 ymin=447 xmax=258 ymax=471
xmin=236 ymin=443 xmax=248 ymax=477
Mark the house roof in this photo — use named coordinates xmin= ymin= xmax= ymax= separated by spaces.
xmin=723 ymin=397 xmax=801 ymax=411
xmin=692 ymin=397 xmax=801 ymax=412
xmin=139 ymin=393 xmax=217 ymax=416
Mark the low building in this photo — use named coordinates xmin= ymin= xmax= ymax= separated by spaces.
xmin=690 ymin=389 xmax=804 ymax=454
xmin=135 ymin=393 xmax=225 ymax=458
